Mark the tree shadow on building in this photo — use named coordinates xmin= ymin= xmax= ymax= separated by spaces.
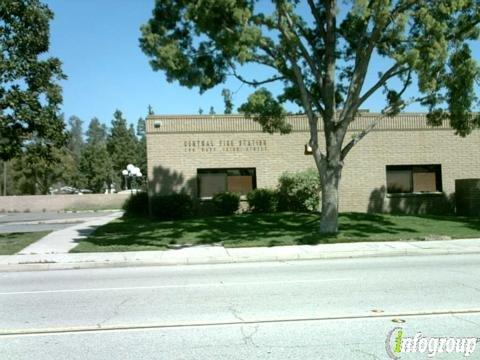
xmin=367 ymin=186 xmax=455 ymax=216
xmin=149 ymin=165 xmax=196 ymax=196
xmin=366 ymin=186 xmax=480 ymax=232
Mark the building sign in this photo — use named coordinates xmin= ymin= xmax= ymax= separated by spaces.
xmin=184 ymin=139 xmax=267 ymax=153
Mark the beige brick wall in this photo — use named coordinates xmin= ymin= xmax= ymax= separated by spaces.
xmin=341 ymin=130 xmax=480 ymax=213
xmin=146 ymin=114 xmax=480 ymax=214
xmin=0 ymin=194 xmax=130 ymax=213
xmin=455 ymin=179 xmax=480 ymax=216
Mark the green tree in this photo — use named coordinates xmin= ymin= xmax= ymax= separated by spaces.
xmin=0 ymin=0 xmax=66 ymax=161
xmin=79 ymin=145 xmax=113 ymax=193
xmin=86 ymin=117 xmax=107 ymax=146
xmin=107 ymin=110 xmax=139 ymax=190
xmin=12 ymin=144 xmax=75 ymax=195
xmin=0 ymin=159 xmax=23 ymax=195
xmin=222 ymin=88 xmax=234 ymax=114
xmin=66 ymin=116 xmax=84 ymax=162
xmin=137 ymin=117 xmax=146 ymax=137
xmin=148 ymin=105 xmax=154 ymax=115
xmin=140 ymin=0 xmax=480 ymax=233
xmin=79 ymin=118 xmax=114 ymax=193
xmin=64 ymin=115 xmax=84 ymax=187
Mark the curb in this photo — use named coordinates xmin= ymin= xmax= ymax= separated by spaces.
xmin=1 ymin=246 xmax=480 ymax=272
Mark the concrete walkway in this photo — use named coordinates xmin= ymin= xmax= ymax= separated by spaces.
xmin=1 ymin=236 xmax=479 ymax=272
xmin=17 ymin=211 xmax=123 ymax=255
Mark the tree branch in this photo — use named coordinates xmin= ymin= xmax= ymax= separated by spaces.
xmin=356 ymin=64 xmax=408 ymax=108
xmin=282 ymin=11 xmax=324 ymax=91
xmin=341 ymin=96 xmax=417 ymax=160
xmin=340 ymin=116 xmax=379 ymax=160
xmin=322 ymin=0 xmax=336 ymax=123
xmin=307 ymin=87 xmax=325 ymax=115
xmin=289 ymin=58 xmax=325 ymax=161
xmin=231 ymin=69 xmax=285 ymax=87
xmin=274 ymin=8 xmax=324 ymax=115
xmin=340 ymin=24 xmax=384 ymax=124
xmin=339 ymin=1 xmax=417 ymax=126
xmin=306 ymin=0 xmax=327 ymax=40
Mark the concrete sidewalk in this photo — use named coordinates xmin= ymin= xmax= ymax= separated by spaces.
xmin=1 ymin=237 xmax=480 ymax=272
xmin=17 ymin=211 xmax=123 ymax=255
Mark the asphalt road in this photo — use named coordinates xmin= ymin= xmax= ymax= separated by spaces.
xmin=1 ymin=254 xmax=480 ymax=359
xmin=0 ymin=212 xmax=119 ymax=233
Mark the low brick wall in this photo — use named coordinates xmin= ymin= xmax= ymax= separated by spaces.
xmin=0 ymin=194 xmax=130 ymax=213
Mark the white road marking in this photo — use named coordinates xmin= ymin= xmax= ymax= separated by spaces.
xmin=0 ymin=278 xmax=352 ymax=296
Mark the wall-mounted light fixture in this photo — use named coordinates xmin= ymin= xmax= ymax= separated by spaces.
xmin=304 ymin=144 xmax=313 ymax=155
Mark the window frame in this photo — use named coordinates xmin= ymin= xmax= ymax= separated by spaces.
xmin=385 ymin=164 xmax=443 ymax=195
xmin=197 ymin=167 xmax=257 ymax=199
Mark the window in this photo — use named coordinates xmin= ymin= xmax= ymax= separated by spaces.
xmin=197 ymin=168 xmax=256 ymax=198
xmin=386 ymin=165 xmax=442 ymax=194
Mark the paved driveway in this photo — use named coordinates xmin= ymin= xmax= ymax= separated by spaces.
xmin=0 ymin=212 xmax=120 ymax=234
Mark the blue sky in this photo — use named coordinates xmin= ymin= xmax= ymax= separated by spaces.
xmin=46 ymin=0 xmax=260 ymax=128
xmin=45 ymin=0 xmax=479 ymax=129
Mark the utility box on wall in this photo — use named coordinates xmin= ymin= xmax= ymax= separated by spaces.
xmin=455 ymin=179 xmax=480 ymax=216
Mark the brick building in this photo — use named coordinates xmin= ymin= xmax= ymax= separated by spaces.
xmin=146 ymin=113 xmax=480 ymax=214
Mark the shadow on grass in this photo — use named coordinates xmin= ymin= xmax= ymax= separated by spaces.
xmin=72 ymin=220 xmax=171 ymax=251
xmin=0 ymin=231 xmax=50 ymax=255
xmin=72 ymin=210 xmax=480 ymax=252
xmin=296 ymin=212 xmax=419 ymax=245
xmin=412 ymin=214 xmax=480 ymax=232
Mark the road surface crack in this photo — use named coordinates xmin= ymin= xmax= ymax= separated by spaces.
xmin=97 ymin=296 xmax=132 ymax=328
xmin=451 ymin=314 xmax=480 ymax=329
xmin=229 ymin=306 xmax=245 ymax=322
xmin=459 ymin=282 xmax=480 ymax=293
xmin=240 ymin=325 xmax=259 ymax=347
xmin=352 ymin=348 xmax=382 ymax=360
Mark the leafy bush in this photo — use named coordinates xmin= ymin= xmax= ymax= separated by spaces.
xmin=192 ymin=199 xmax=217 ymax=217
xmin=247 ymin=188 xmax=278 ymax=213
xmin=150 ymin=193 xmax=193 ymax=220
xmin=212 ymin=192 xmax=240 ymax=215
xmin=123 ymin=192 xmax=149 ymax=217
xmin=277 ymin=168 xmax=321 ymax=212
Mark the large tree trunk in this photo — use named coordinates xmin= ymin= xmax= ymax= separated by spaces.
xmin=319 ymin=160 xmax=343 ymax=233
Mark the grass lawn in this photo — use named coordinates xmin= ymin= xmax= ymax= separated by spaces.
xmin=0 ymin=231 xmax=50 ymax=255
xmin=70 ymin=212 xmax=480 ymax=253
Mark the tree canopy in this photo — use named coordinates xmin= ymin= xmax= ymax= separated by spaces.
xmin=66 ymin=116 xmax=84 ymax=162
xmin=0 ymin=0 xmax=66 ymax=161
xmin=107 ymin=110 xmax=142 ymax=190
xmin=140 ymin=0 xmax=480 ymax=233
xmin=222 ymin=88 xmax=234 ymax=114
xmin=140 ymin=0 xmax=479 ymax=132
xmin=14 ymin=145 xmax=74 ymax=194
xmin=86 ymin=117 xmax=108 ymax=146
